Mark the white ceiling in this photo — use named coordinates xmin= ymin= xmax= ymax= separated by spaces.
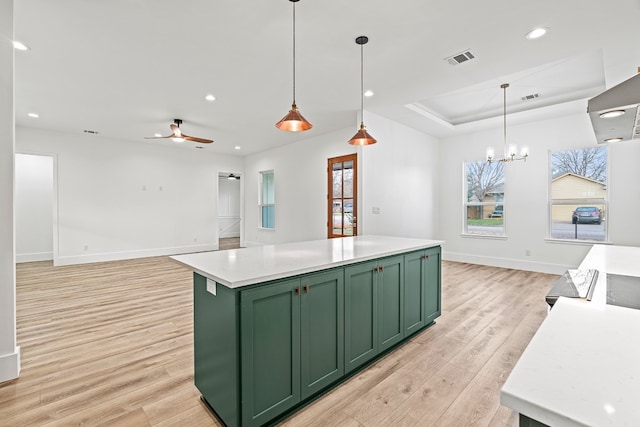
xmin=12 ymin=0 xmax=640 ymax=155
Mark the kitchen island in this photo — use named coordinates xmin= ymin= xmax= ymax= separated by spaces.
xmin=172 ymin=235 xmax=443 ymax=427
xmin=501 ymin=245 xmax=640 ymax=426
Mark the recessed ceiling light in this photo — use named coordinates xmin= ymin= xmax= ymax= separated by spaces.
xmin=525 ymin=27 xmax=548 ymax=40
xmin=599 ymin=110 xmax=625 ymax=119
xmin=205 ymin=94 xmax=216 ymax=102
xmin=27 ymin=112 xmax=39 ymax=118
xmin=364 ymin=90 xmax=374 ymax=97
xmin=234 ymin=146 xmax=241 ymax=150
xmin=604 ymin=137 xmax=624 ymax=143
xmin=12 ymin=40 xmax=30 ymax=51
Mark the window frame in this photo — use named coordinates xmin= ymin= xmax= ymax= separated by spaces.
xmin=462 ymin=160 xmax=506 ymax=238
xmin=259 ymin=170 xmax=275 ymax=230
xmin=547 ymin=146 xmax=609 ymax=243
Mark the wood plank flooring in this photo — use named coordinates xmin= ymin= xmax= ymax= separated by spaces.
xmin=1 ymin=256 xmax=556 ymax=426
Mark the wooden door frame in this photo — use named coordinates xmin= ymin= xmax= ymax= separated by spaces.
xmin=327 ymin=153 xmax=358 ymax=238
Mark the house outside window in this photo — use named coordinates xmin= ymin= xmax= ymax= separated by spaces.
xmin=549 ymin=146 xmax=607 ymax=242
xmin=464 ymin=160 xmax=505 ymax=236
xmin=259 ymin=170 xmax=275 ymax=229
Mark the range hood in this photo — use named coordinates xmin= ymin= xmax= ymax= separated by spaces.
xmin=588 ymin=72 xmax=640 ymax=144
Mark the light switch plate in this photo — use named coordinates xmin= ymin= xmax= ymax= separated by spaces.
xmin=206 ymin=278 xmax=217 ymax=296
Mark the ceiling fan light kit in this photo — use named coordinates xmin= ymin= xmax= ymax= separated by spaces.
xmin=276 ymin=0 xmax=313 ymax=132
xmin=144 ymin=119 xmax=213 ymax=144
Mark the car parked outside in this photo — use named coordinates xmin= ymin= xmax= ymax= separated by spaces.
xmin=572 ymin=206 xmax=602 ymax=225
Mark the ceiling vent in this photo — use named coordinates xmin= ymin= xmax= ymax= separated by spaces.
xmin=521 ymin=93 xmax=540 ymax=101
xmin=445 ymin=50 xmax=475 ymax=66
xmin=83 ymin=129 xmax=99 ymax=135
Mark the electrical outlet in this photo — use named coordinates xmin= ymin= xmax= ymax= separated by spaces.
xmin=83 ymin=245 xmax=89 ymax=251
xmin=525 ymin=249 xmax=531 ymax=256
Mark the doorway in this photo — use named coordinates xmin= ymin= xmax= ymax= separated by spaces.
xmin=15 ymin=153 xmax=55 ymax=262
xmin=218 ymin=172 xmax=241 ymax=250
xmin=328 ymin=154 xmax=357 ymax=238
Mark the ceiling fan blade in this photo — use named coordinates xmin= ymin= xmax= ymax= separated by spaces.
xmin=144 ymin=135 xmax=173 ymax=139
xmin=183 ymin=134 xmax=213 ymax=144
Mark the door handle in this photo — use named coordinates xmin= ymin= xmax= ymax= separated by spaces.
xmin=295 ymin=286 xmax=301 ymax=295
xmin=423 ymin=255 xmax=430 ymax=260
xmin=304 ymin=285 xmax=309 ymax=293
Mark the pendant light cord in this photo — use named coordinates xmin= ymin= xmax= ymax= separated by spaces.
xmin=292 ymin=1 xmax=296 ymax=105
xmin=360 ymin=42 xmax=364 ymax=123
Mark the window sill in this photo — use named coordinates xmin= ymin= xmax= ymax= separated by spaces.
xmin=460 ymin=233 xmax=507 ymax=241
xmin=258 ymin=227 xmax=276 ymax=231
xmin=544 ymin=238 xmax=612 ymax=245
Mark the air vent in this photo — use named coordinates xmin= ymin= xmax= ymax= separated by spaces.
xmin=445 ymin=50 xmax=475 ymax=66
xmin=521 ymin=93 xmax=540 ymax=101
xmin=83 ymin=129 xmax=99 ymax=135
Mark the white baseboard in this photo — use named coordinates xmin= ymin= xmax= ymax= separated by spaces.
xmin=442 ymin=251 xmax=570 ymax=275
xmin=54 ymin=244 xmax=219 ymax=266
xmin=16 ymin=251 xmax=53 ymax=263
xmin=0 ymin=347 xmax=20 ymax=383
xmin=242 ymin=240 xmax=266 ymax=248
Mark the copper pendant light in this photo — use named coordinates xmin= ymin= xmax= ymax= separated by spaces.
xmin=276 ymin=0 xmax=312 ymax=132
xmin=348 ymin=36 xmax=376 ymax=146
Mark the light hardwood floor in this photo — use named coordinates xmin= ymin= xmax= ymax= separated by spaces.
xmin=2 ymin=256 xmax=556 ymax=426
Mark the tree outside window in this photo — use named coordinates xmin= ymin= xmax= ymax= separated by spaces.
xmin=549 ymin=147 xmax=607 ymax=242
xmin=464 ymin=160 xmax=505 ymax=236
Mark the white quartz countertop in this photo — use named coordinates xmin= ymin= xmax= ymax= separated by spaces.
xmin=171 ymin=235 xmax=443 ymax=289
xmin=501 ymin=244 xmax=640 ymax=426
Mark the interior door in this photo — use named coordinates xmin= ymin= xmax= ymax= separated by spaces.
xmin=328 ymin=154 xmax=357 ymax=238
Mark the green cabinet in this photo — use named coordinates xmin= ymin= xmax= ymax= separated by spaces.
xmin=344 ymin=255 xmax=404 ymax=373
xmin=240 ymin=270 xmax=343 ymax=427
xmin=192 ymin=245 xmax=441 ymax=427
xmin=404 ymin=247 xmax=441 ymax=336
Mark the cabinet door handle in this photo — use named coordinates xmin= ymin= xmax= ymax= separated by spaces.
xmin=304 ymin=285 xmax=309 ymax=293
xmin=379 ymin=265 xmax=384 ymax=272
xmin=423 ymin=255 xmax=430 ymax=260
xmin=295 ymin=286 xmax=301 ymax=295
xmin=373 ymin=266 xmax=379 ymax=273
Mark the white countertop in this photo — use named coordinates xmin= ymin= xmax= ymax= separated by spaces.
xmin=171 ymin=235 xmax=442 ymax=288
xmin=501 ymin=244 xmax=640 ymax=426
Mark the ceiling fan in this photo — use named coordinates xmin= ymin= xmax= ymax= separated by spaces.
xmin=145 ymin=119 xmax=213 ymax=144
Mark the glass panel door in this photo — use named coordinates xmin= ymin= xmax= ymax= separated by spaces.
xmin=328 ymin=154 xmax=357 ymax=238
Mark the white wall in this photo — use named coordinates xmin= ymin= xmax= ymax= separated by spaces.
xmin=17 ymin=127 xmax=243 ymax=265
xmin=218 ymin=175 xmax=241 ymax=238
xmin=15 ymin=153 xmax=54 ymax=262
xmin=439 ymin=103 xmax=640 ymax=274
xmin=243 ymin=127 xmax=358 ymax=246
xmin=0 ymin=0 xmax=20 ymax=383
xmin=243 ymin=112 xmax=440 ymax=246
xmin=360 ymin=111 xmax=440 ymax=240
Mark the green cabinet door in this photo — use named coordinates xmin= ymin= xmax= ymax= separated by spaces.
xmin=240 ymin=279 xmax=301 ymax=427
xmin=377 ymin=255 xmax=404 ymax=352
xmin=404 ymin=250 xmax=426 ymax=336
xmin=300 ymin=270 xmax=344 ymax=399
xmin=424 ymin=246 xmax=442 ymax=324
xmin=344 ymin=261 xmax=378 ymax=373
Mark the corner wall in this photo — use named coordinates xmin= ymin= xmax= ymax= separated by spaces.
xmin=242 ymin=111 xmax=440 ymax=246
xmin=438 ymin=104 xmax=640 ymax=274
xmin=17 ymin=127 xmax=244 ymax=265
xmin=0 ymin=0 xmax=20 ymax=383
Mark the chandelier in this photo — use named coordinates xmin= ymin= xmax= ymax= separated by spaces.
xmin=486 ymin=83 xmax=529 ymax=163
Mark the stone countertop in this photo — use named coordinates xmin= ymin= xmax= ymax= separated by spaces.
xmin=501 ymin=244 xmax=640 ymax=426
xmin=171 ymin=235 xmax=443 ymax=289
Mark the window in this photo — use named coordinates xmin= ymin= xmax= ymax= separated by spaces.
xmin=549 ymin=146 xmax=607 ymax=242
xmin=259 ymin=170 xmax=275 ymax=229
xmin=464 ymin=160 xmax=505 ymax=236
